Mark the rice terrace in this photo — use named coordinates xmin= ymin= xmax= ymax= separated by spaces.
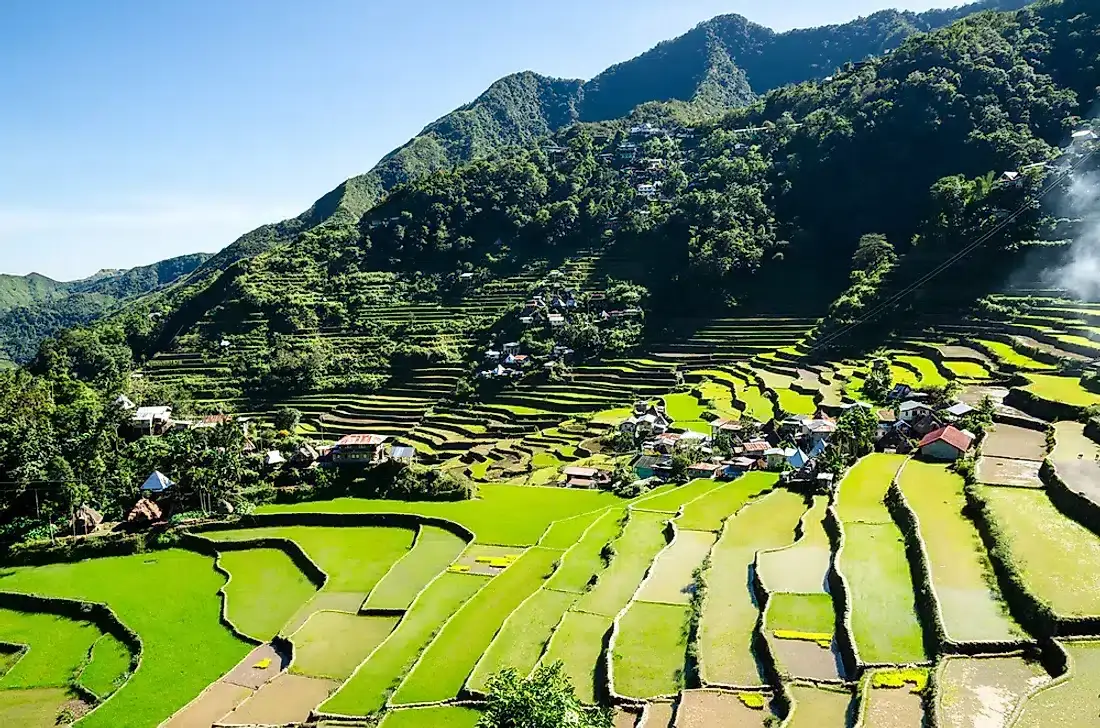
xmin=3 ymin=0 xmax=1100 ymax=726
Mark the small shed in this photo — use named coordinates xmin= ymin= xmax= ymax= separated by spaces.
xmin=71 ymin=504 xmax=104 ymax=535
xmin=142 ymin=471 xmax=174 ymax=493
xmin=389 ymin=446 xmax=417 ymax=464
xmin=265 ymin=450 xmax=287 ymax=467
xmin=127 ymin=498 xmax=163 ymax=527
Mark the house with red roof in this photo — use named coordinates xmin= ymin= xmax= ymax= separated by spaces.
xmin=918 ymin=426 xmax=973 ymax=461
xmin=332 ymin=434 xmax=392 ymax=466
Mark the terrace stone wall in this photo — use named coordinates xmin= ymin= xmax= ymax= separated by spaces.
xmin=823 ymin=504 xmax=860 ymax=680
xmin=1040 ymin=458 xmax=1100 ymax=539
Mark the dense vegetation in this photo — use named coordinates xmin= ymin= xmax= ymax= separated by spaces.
xmin=0 ymin=254 xmax=209 ymax=366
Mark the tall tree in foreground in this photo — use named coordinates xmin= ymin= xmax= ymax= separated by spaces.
xmin=479 ymin=662 xmax=612 ymax=728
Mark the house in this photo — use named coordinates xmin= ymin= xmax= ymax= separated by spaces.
xmin=632 ymin=454 xmax=672 ymax=480
xmin=620 ymin=406 xmax=672 ymax=438
xmin=687 ymin=462 xmax=723 ymax=479
xmin=876 ymin=409 xmax=897 ymax=440
xmin=788 ymin=449 xmax=811 ymax=470
xmin=548 ymin=313 xmax=565 ymax=327
xmin=764 ymin=448 xmax=796 ymax=471
xmin=265 ymin=450 xmax=287 ymax=468
xmin=114 ymin=395 xmax=136 ymax=411
xmin=331 ymin=434 xmax=391 ymax=466
xmin=910 ymin=411 xmax=944 ymax=438
xmin=710 ymin=418 xmax=744 ymax=439
xmin=485 ymin=349 xmax=502 ymax=361
xmin=741 ymin=440 xmax=770 ymax=457
xmin=1072 ymin=129 xmax=1098 ymax=142
xmin=887 ymin=384 xmax=913 ymax=402
xmin=1000 ymin=171 xmax=1021 ymax=184
xmin=388 ymin=446 xmax=417 ymax=464
xmin=193 ymin=414 xmax=232 ymax=430
xmin=142 ymin=471 xmax=174 ymax=493
xmin=561 ymin=466 xmax=611 ymax=489
xmin=132 ymin=406 xmax=173 ymax=436
xmin=899 ymin=401 xmax=934 ymax=423
xmin=677 ymin=430 xmax=711 ymax=449
xmin=71 ymin=504 xmax=104 ymax=535
xmin=724 ymin=457 xmax=758 ymax=477
xmin=918 ymin=426 xmax=974 ymax=461
xmin=293 ymin=444 xmax=321 ymax=467
xmin=801 ymin=419 xmax=836 ymax=444
xmin=636 ymin=183 xmax=660 ymax=199
xmin=943 ymin=402 xmax=974 ymax=419
xmin=502 ymin=342 xmax=521 ymax=355
xmin=127 ymin=498 xmax=163 ymax=528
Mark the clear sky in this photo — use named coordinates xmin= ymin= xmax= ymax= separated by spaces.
xmin=1 ymin=0 xmax=966 ymax=280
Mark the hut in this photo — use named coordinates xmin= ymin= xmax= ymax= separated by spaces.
xmin=126 ymin=498 xmax=163 ymax=528
xmin=142 ymin=471 xmax=174 ymax=493
xmin=71 ymin=504 xmax=104 ymax=535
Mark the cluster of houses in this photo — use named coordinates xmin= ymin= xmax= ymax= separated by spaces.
xmin=599 ymin=387 xmax=980 ymax=491
xmin=1002 ymin=127 xmax=1097 ymax=186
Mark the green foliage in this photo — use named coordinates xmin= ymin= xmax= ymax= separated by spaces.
xmin=479 ymin=661 xmax=612 ymax=728
xmin=834 ymin=405 xmax=879 ymax=458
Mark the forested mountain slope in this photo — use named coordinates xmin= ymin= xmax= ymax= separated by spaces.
xmin=0 ymin=253 xmax=210 ymax=366
xmin=193 ymin=0 xmax=1031 ymax=279
xmin=86 ymin=0 xmax=1097 ymax=409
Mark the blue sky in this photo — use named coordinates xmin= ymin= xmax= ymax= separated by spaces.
xmin=1 ymin=0 xmax=965 ymax=280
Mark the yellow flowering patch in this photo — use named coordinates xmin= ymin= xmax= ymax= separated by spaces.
xmin=773 ymin=629 xmax=832 ymax=648
xmin=737 ymin=692 xmax=767 ymax=710
xmin=448 ymin=564 xmax=471 ymax=573
xmin=252 ymin=657 xmax=272 ymax=669
xmin=872 ymin=667 xmax=929 ymax=694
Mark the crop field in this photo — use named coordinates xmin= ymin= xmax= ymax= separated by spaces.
xmin=218 ymin=548 xmax=317 ymax=640
xmin=1051 ymin=421 xmax=1100 ymax=506
xmin=637 ymin=529 xmax=715 ymax=604
xmin=364 ymin=526 xmax=468 ymax=610
xmin=575 ymin=510 xmax=670 ymax=617
xmin=898 ymin=462 xmax=1022 ymax=642
xmin=860 ymin=671 xmax=926 ymax=727
xmin=698 ymin=490 xmax=808 ymax=685
xmin=541 ymin=611 xmax=613 ymax=704
xmin=981 ymin=424 xmax=1048 ymax=462
xmin=1022 ymin=374 xmax=1100 ymax=408
xmin=977 ymin=486 xmax=1100 ymax=618
xmin=675 ymin=473 xmax=776 ymax=532
xmin=613 ymin=601 xmax=689 ymax=699
xmin=1013 ymin=641 xmax=1100 ymax=727
xmin=935 ymin=655 xmax=1048 ymax=728
xmin=837 ymin=456 xmax=925 ymax=665
xmin=787 ymin=684 xmax=853 ymax=727
xmin=675 ymin=689 xmax=775 ymax=727
xmin=944 ymin=360 xmax=991 ymax=379
xmin=379 ymin=705 xmax=482 ymax=727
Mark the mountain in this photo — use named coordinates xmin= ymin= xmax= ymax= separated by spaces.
xmin=194 ymin=0 xmax=1032 ymax=278
xmin=79 ymin=0 xmax=1095 ymax=408
xmin=0 ymin=253 xmax=211 ymax=365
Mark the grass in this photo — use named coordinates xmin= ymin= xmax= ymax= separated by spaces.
xmin=548 ymin=510 xmax=625 ymax=593
xmin=291 ymin=612 xmax=399 ymax=679
xmin=531 ymin=450 xmax=564 ymax=469
xmin=613 ymin=602 xmax=689 ymax=699
xmin=0 ymin=609 xmax=101 ymax=689
xmin=898 ymin=461 xmax=1022 ymax=642
xmin=841 ymin=523 xmax=927 ymax=664
xmin=365 ymin=527 xmax=468 ymax=610
xmin=78 ymin=635 xmax=132 ymax=698
xmin=1023 ymin=374 xmax=1100 ymax=408
xmin=379 ymin=705 xmax=482 ymax=728
xmin=635 ymin=479 xmax=725 ymax=514
xmin=0 ymin=687 xmax=73 ymax=728
xmin=975 ymin=339 xmax=1055 ymax=370
xmin=392 ymin=547 xmax=562 ymax=704
xmin=664 ymin=393 xmax=706 ymax=422
xmin=218 ymin=548 xmax=317 ymax=640
xmin=895 ymin=355 xmax=949 ymax=387
xmin=979 ymin=486 xmax=1100 ymax=617
xmin=259 ymin=484 xmax=620 ymax=546
xmin=0 ymin=550 xmax=251 ymax=728
xmin=1014 ymin=641 xmax=1100 ymax=727
xmin=466 ymin=588 xmax=578 ymax=693
xmin=540 ymin=611 xmax=612 ymax=704
xmin=320 ymin=573 xmax=489 ymax=715
xmin=205 ymin=525 xmax=413 ymax=594
xmin=676 ymin=473 xmax=777 ymax=532
xmin=766 ymin=593 xmax=835 ymax=634
xmin=944 ymin=360 xmax=991 ymax=379
xmin=836 ymin=454 xmax=907 ymax=524
xmin=575 ymin=511 xmax=669 ymax=617
xmin=699 ymin=490 xmax=807 ymax=685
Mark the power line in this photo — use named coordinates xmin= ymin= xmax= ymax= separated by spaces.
xmin=800 ymin=149 xmax=1096 ymax=359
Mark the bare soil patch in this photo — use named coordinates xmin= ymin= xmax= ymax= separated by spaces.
xmin=863 ymin=687 xmax=924 ymax=728
xmin=223 ymin=642 xmax=288 ymax=689
xmin=1052 ymin=422 xmax=1100 ymax=506
xmin=961 ymin=386 xmax=1009 ymax=406
xmin=614 ymin=707 xmax=641 ymax=727
xmin=936 ymin=655 xmax=1049 ymax=728
xmin=644 ymin=700 xmax=675 ymax=727
xmin=221 ymin=673 xmax=338 ymax=725
xmin=982 ymin=426 xmax=1047 ymax=462
xmin=674 ymin=690 xmax=771 ymax=728
xmin=976 ymin=457 xmax=1043 ymax=488
xmin=772 ymin=638 xmax=842 ymax=681
xmin=940 ymin=345 xmax=991 ymax=362
xmin=164 ymin=682 xmax=252 ymax=728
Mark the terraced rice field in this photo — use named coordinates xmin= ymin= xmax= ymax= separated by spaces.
xmin=1022 ymin=374 xmax=1100 ymax=408
xmin=1050 ymin=421 xmax=1100 ymax=507
xmin=898 ymin=462 xmax=1022 ymax=643
xmin=975 ymin=486 xmax=1100 ymax=619
xmin=935 ymin=655 xmax=1048 ymax=728
xmin=1012 ymin=641 xmax=1100 ymax=727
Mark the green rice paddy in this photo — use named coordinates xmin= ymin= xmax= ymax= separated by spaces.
xmin=218 ymin=548 xmax=317 ymax=640
xmin=613 ymin=601 xmax=689 ymax=699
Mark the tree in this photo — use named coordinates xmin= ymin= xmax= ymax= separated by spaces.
xmin=834 ymin=405 xmax=878 ymax=458
xmin=862 ymin=357 xmax=893 ymax=402
xmin=273 ymin=407 xmax=302 ymax=433
xmin=479 ymin=662 xmax=612 ymax=728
